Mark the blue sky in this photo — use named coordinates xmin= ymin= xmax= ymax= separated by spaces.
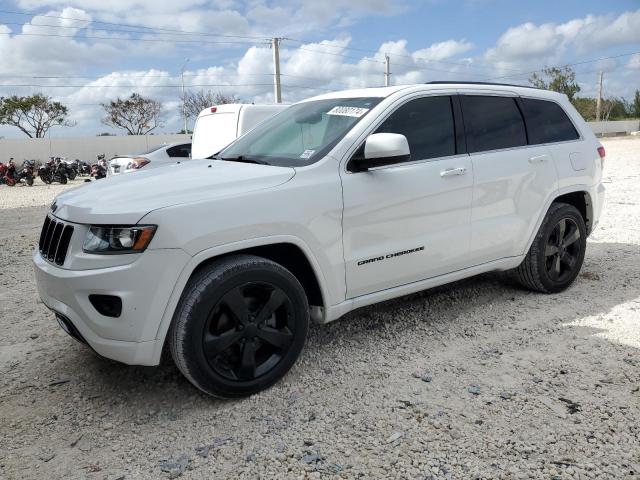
xmin=0 ymin=0 xmax=638 ymax=137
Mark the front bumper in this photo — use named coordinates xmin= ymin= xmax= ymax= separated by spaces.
xmin=33 ymin=247 xmax=190 ymax=365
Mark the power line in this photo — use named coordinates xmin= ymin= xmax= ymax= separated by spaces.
xmin=0 ymin=72 xmax=344 ymax=83
xmin=0 ymin=82 xmax=337 ymax=91
xmin=0 ymin=21 xmax=269 ymax=40
xmin=284 ymin=37 xmax=521 ymax=73
xmin=483 ymin=51 xmax=640 ymax=81
xmin=0 ymin=31 xmax=267 ymax=46
xmin=0 ymin=9 xmax=269 ymax=40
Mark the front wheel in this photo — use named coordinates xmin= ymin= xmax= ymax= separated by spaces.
xmin=26 ymin=176 xmax=34 ymax=186
xmin=511 ymin=203 xmax=586 ymax=293
xmin=169 ymin=255 xmax=309 ymax=398
xmin=67 ymin=169 xmax=76 ymax=180
xmin=58 ymin=175 xmax=67 ymax=184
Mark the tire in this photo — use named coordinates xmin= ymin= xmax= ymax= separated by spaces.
xmin=59 ymin=175 xmax=67 ymax=185
xmin=68 ymin=170 xmax=76 ymax=180
xmin=169 ymin=254 xmax=310 ymax=398
xmin=511 ymin=202 xmax=586 ymax=293
xmin=26 ymin=176 xmax=34 ymax=186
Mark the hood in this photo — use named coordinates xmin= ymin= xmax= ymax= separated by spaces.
xmin=53 ymin=159 xmax=295 ymax=224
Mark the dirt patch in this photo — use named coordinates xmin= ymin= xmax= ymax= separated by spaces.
xmin=0 ymin=138 xmax=639 ymax=479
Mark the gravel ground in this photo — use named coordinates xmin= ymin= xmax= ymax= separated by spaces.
xmin=0 ymin=178 xmax=88 ymax=210
xmin=1 ymin=138 xmax=639 ymax=479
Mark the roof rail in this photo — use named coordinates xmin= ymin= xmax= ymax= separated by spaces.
xmin=426 ymin=81 xmax=540 ymax=90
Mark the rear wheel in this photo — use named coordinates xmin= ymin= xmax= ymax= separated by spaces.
xmin=67 ymin=169 xmax=76 ymax=180
xmin=511 ymin=203 xmax=586 ymax=293
xmin=169 ymin=255 xmax=309 ymax=398
xmin=26 ymin=176 xmax=34 ymax=186
xmin=59 ymin=175 xmax=67 ymax=184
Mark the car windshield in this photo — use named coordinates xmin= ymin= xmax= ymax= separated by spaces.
xmin=218 ymin=97 xmax=381 ymax=167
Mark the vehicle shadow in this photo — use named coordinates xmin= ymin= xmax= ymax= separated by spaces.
xmin=51 ymin=240 xmax=639 ymax=416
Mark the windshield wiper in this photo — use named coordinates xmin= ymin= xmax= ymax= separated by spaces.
xmin=218 ymin=155 xmax=269 ymax=165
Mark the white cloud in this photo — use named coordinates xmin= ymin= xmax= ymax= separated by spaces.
xmin=627 ymin=54 xmax=640 ymax=70
xmin=412 ymin=40 xmax=474 ymax=61
xmin=2 ymin=5 xmax=639 ymax=138
xmin=484 ymin=10 xmax=640 ymax=75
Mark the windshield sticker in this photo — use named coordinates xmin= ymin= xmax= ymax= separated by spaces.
xmin=300 ymin=149 xmax=315 ymax=159
xmin=327 ymin=106 xmax=370 ymax=118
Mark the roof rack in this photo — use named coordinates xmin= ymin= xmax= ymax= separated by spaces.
xmin=426 ymin=81 xmax=540 ymax=90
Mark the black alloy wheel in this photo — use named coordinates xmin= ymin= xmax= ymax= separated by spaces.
xmin=169 ymin=255 xmax=309 ymax=398
xmin=203 ymin=282 xmax=295 ymax=382
xmin=511 ymin=202 xmax=587 ymax=293
xmin=543 ymin=217 xmax=582 ymax=283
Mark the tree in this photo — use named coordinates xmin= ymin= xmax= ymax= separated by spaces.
xmin=101 ymin=93 xmax=164 ymax=135
xmin=572 ymin=97 xmax=597 ymax=120
xmin=529 ymin=66 xmax=581 ymax=101
xmin=0 ymin=93 xmax=73 ymax=138
xmin=632 ymin=90 xmax=640 ymax=118
xmin=182 ymin=90 xmax=241 ymax=121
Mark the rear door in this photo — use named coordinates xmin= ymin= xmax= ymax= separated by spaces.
xmin=518 ymin=97 xmax=587 ymax=191
xmin=460 ymin=93 xmax=558 ymax=265
xmin=341 ymin=94 xmax=473 ymax=298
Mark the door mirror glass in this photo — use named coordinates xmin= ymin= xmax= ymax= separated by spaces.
xmin=348 ymin=133 xmax=411 ymax=172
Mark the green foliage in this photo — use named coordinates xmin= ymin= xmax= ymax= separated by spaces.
xmin=632 ymin=90 xmax=640 ymax=118
xmin=529 ymin=66 xmax=581 ymax=101
xmin=0 ymin=93 xmax=73 ymax=138
xmin=101 ymin=93 xmax=164 ymax=135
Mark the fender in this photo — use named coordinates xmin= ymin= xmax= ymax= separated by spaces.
xmin=520 ymin=183 xmax=595 ymax=257
xmin=149 ymin=234 xmax=332 ymax=364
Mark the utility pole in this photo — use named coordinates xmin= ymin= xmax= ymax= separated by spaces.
xmin=595 ymin=71 xmax=603 ymax=122
xmin=384 ymin=54 xmax=391 ymax=87
xmin=272 ymin=37 xmax=282 ymax=104
xmin=181 ymin=58 xmax=189 ymax=134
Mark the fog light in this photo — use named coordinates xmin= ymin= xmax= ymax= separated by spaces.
xmin=89 ymin=295 xmax=122 ymax=318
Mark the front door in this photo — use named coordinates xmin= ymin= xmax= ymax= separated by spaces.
xmin=341 ymin=95 xmax=473 ymax=298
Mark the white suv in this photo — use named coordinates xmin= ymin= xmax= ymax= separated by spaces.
xmin=34 ymin=82 xmax=605 ymax=398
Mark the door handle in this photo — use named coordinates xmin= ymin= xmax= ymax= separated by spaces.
xmin=528 ymin=154 xmax=548 ymax=164
xmin=440 ymin=167 xmax=467 ymax=177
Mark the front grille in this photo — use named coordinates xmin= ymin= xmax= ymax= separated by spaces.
xmin=39 ymin=216 xmax=74 ymax=266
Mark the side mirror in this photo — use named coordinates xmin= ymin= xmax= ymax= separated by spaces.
xmin=348 ymin=133 xmax=410 ymax=172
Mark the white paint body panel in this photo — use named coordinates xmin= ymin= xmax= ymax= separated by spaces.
xmin=33 ymin=83 xmax=605 ymax=366
xmin=107 ymin=142 xmax=191 ymax=176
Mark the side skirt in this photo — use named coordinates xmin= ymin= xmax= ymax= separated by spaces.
xmin=320 ymin=255 xmax=524 ymax=324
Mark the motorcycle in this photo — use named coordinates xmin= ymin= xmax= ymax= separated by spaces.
xmin=1 ymin=159 xmax=19 ymax=186
xmin=55 ymin=157 xmax=76 ymax=181
xmin=73 ymin=159 xmax=91 ymax=176
xmin=38 ymin=158 xmax=68 ymax=184
xmin=91 ymin=154 xmax=107 ymax=180
xmin=15 ymin=160 xmax=35 ymax=186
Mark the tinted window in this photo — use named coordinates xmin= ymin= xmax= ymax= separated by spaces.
xmin=521 ymin=98 xmax=579 ymax=144
xmin=460 ymin=96 xmax=527 ymax=153
xmin=375 ymin=96 xmax=455 ymax=161
xmin=167 ymin=144 xmax=191 ymax=157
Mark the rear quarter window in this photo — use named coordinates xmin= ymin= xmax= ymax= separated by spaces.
xmin=460 ymin=95 xmax=527 ymax=153
xmin=520 ymin=98 xmax=579 ymax=144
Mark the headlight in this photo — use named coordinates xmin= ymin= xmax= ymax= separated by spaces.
xmin=83 ymin=225 xmax=157 ymax=254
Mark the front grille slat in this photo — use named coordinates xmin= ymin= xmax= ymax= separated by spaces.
xmin=54 ymin=225 xmax=74 ymax=265
xmin=41 ymin=217 xmax=56 ymax=255
xmin=39 ymin=216 xmax=74 ymax=266
xmin=39 ymin=216 xmax=51 ymax=251
xmin=47 ymin=222 xmax=63 ymax=260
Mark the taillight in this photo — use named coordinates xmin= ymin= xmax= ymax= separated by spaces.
xmin=597 ymin=146 xmax=605 ymax=168
xmin=210 ymin=107 xmax=217 ymax=113
xmin=127 ymin=157 xmax=150 ymax=170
